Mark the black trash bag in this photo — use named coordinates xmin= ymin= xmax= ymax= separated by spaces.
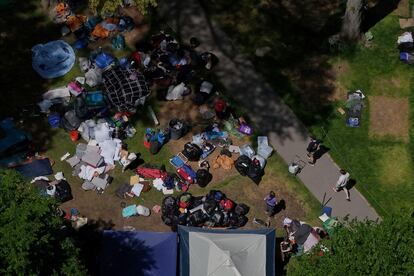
xmin=247 ymin=160 xmax=264 ymax=184
xmin=150 ymin=141 xmax=162 ymax=155
xmin=162 ymin=196 xmax=178 ymax=215
xmin=182 ymin=142 xmax=202 ymax=161
xmin=234 ymin=203 xmax=250 ymax=216
xmin=203 ymin=198 xmax=218 ymax=215
xmin=169 ymin=119 xmax=186 ymax=140
xmin=188 ymin=209 xmax=207 ymax=226
xmin=196 ymin=169 xmax=212 ymax=188
xmin=236 ymin=215 xmax=248 ymax=228
xmin=178 ymin=213 xmax=189 ymax=225
xmin=162 ymin=214 xmax=179 ymax=227
xmin=235 ymin=155 xmax=252 ymax=176
xmin=189 ymin=196 xmax=204 ymax=209
xmin=211 ymin=211 xmax=224 ymax=226
xmin=55 ymin=180 xmax=73 ymax=203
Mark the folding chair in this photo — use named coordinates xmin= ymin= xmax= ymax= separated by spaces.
xmin=169 ymin=152 xmax=187 ymax=168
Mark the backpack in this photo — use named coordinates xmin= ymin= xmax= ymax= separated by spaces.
xmin=206 ymin=190 xmax=225 ymax=202
xmin=235 ymin=155 xmax=251 ymax=176
xmin=182 ymin=142 xmax=202 ymax=161
xmin=150 ymin=141 xmax=162 ymax=155
xmin=235 ymin=203 xmax=250 ymax=216
xmin=196 ymin=169 xmax=212 ymax=187
xmin=61 ymin=110 xmax=82 ymax=131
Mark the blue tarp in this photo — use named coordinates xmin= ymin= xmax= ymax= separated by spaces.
xmin=100 ymin=231 xmax=177 ymax=276
xmin=0 ymin=118 xmax=31 ymax=167
xmin=15 ymin=158 xmax=53 ymax=178
xmin=32 ymin=40 xmax=75 ymax=79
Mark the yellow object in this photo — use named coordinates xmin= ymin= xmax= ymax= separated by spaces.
xmin=130 ymin=175 xmax=140 ymax=185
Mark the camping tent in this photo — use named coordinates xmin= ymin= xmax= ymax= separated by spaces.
xmin=32 ymin=40 xmax=75 ymax=79
xmin=102 ymin=68 xmax=150 ymax=113
xmin=178 ymin=226 xmax=275 ymax=276
xmin=100 ymin=230 xmax=177 ymax=276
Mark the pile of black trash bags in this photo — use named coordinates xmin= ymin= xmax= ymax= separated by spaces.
xmin=162 ymin=190 xmax=250 ymax=230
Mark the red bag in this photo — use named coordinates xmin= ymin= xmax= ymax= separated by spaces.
xmin=220 ymin=199 xmax=235 ymax=211
xmin=136 ymin=167 xmax=167 ymax=179
xmin=177 ymin=165 xmax=196 ymax=184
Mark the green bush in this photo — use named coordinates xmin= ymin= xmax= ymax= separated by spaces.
xmin=288 ymin=213 xmax=414 ymax=275
xmin=0 ymin=169 xmax=86 ymax=275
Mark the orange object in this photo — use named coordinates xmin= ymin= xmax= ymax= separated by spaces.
xmin=66 ymin=15 xmax=87 ymax=32
xmin=55 ymin=3 xmax=67 ymax=15
xmin=91 ymin=24 xmax=110 ymax=39
xmin=70 ymin=130 xmax=79 ymax=141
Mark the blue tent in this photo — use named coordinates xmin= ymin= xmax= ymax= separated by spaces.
xmin=100 ymin=231 xmax=177 ymax=276
xmin=178 ymin=226 xmax=275 ymax=276
xmin=32 ymin=40 xmax=75 ymax=79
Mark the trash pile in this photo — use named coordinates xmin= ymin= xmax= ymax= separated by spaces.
xmin=161 ymin=190 xmax=250 ymax=229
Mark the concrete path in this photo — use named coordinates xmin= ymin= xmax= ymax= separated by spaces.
xmin=159 ymin=0 xmax=379 ymax=221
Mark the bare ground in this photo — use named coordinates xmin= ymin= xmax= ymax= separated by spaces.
xmin=369 ymin=96 xmax=409 ymax=141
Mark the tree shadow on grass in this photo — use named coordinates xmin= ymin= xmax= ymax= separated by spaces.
xmin=0 ymin=0 xmax=61 ymax=151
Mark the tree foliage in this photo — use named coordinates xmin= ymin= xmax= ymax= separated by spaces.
xmin=88 ymin=0 xmax=157 ymax=16
xmin=0 ymin=170 xmax=86 ymax=275
xmin=288 ymin=212 xmax=414 ymax=275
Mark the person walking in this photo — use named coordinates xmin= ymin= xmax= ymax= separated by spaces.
xmin=333 ymin=169 xmax=351 ymax=201
xmin=306 ymin=137 xmax=320 ymax=158
xmin=264 ymin=191 xmax=278 ymax=227
xmin=307 ymin=137 xmax=322 ymax=166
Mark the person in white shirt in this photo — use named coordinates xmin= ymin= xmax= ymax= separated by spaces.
xmin=333 ymin=169 xmax=351 ymax=201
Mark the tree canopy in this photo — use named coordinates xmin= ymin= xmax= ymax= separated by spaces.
xmin=0 ymin=169 xmax=86 ymax=275
xmin=287 ymin=212 xmax=414 ymax=275
xmin=89 ymin=0 xmax=157 ymax=16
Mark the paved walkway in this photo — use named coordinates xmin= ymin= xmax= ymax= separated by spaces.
xmin=159 ymin=0 xmax=379 ymax=221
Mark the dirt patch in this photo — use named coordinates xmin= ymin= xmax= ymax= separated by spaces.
xmin=329 ymin=60 xmax=351 ymax=101
xmin=369 ymin=96 xmax=409 ymax=142
xmin=395 ymin=0 xmax=410 ymax=17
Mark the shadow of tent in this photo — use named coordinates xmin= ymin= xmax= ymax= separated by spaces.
xmin=98 ymin=230 xmax=177 ymax=276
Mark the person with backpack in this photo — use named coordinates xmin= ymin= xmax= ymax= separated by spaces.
xmin=264 ymin=191 xmax=278 ymax=227
xmin=306 ymin=137 xmax=320 ymax=159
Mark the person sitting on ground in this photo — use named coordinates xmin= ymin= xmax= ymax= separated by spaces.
xmin=264 ymin=191 xmax=278 ymax=227
xmin=333 ymin=169 xmax=351 ymax=201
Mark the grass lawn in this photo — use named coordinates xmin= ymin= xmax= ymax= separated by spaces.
xmin=1 ymin=0 xmax=321 ymax=231
xmin=206 ymin=3 xmax=414 ymax=217
xmin=310 ymin=12 xmax=414 ymax=216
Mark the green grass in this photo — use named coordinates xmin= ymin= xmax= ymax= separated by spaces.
xmin=206 ymin=2 xmax=414 ymax=217
xmin=310 ymin=13 xmax=414 ymax=216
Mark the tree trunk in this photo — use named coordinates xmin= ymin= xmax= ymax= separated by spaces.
xmin=341 ymin=0 xmax=363 ymax=40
